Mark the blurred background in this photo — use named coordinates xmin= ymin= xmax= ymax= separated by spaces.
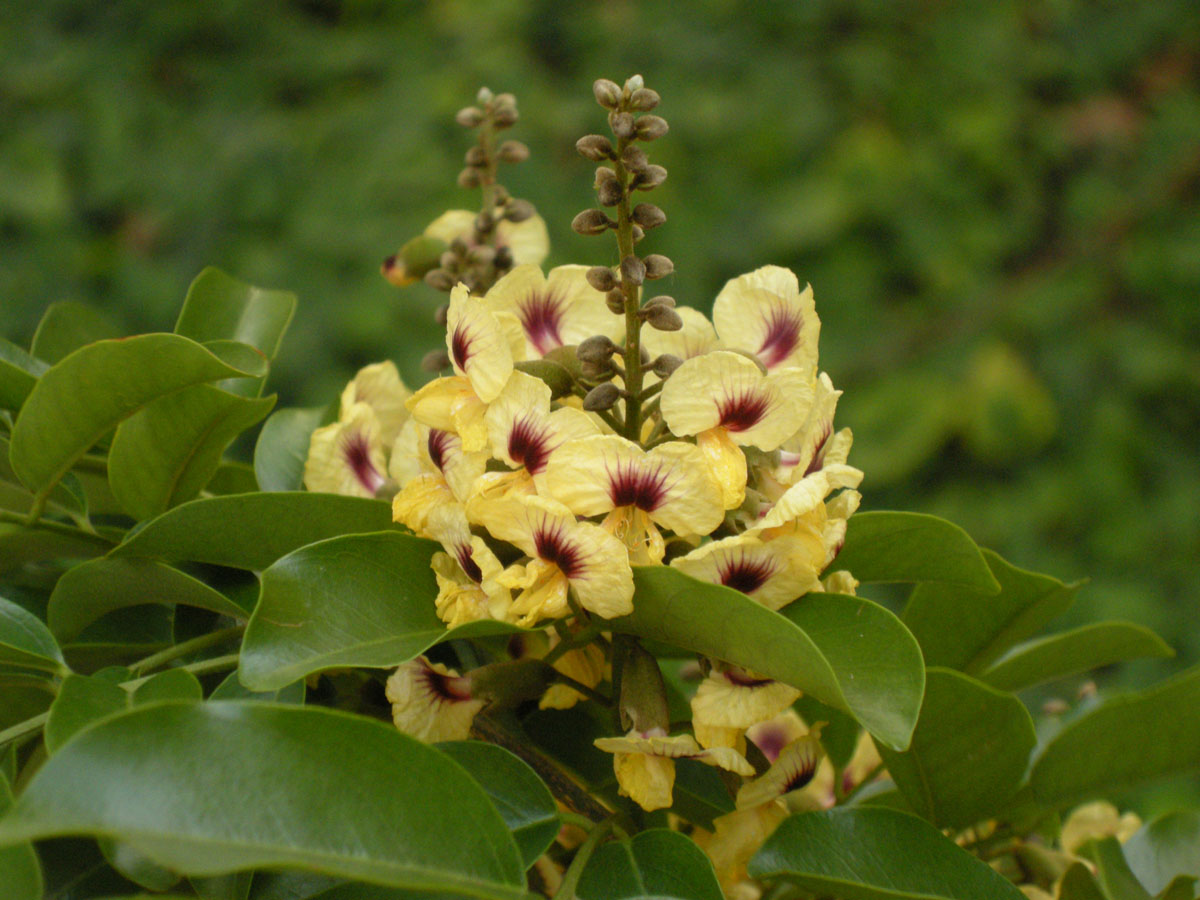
xmin=2 ymin=0 xmax=1197 ymax=746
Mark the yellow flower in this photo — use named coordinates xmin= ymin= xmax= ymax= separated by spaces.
xmin=303 ymin=402 xmax=388 ymax=498
xmin=660 ymin=351 xmax=814 ymax=508
xmin=389 ymin=420 xmax=488 ymax=535
xmin=641 ymin=306 xmax=719 ymax=368
xmin=485 ymin=264 xmax=622 ymax=358
xmin=470 ymin=494 xmax=634 ymax=626
xmin=339 ymin=361 xmax=411 ymax=448
xmin=540 ymin=637 xmax=606 ymax=710
xmin=735 ymin=731 xmax=826 ymax=811
xmin=690 ymin=665 xmax=802 ymax=750
xmin=425 ymin=504 xmax=511 ymax=627
xmin=539 ymin=434 xmax=725 ymax=564
xmin=485 ymin=371 xmax=599 ymax=486
xmin=671 ymin=531 xmax=826 ymax=611
xmin=593 ymin=729 xmax=754 ymax=812
xmin=1060 ymin=802 xmax=1142 ymax=855
xmin=694 ymin=803 xmax=789 ymax=894
xmin=711 ymin=265 xmax=819 ymax=373
xmin=386 ymin=656 xmax=485 ymax=743
xmin=424 ymin=209 xmax=550 ymax=268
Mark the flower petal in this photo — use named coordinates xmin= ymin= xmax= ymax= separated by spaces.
xmin=446 ymin=284 xmax=514 ymax=403
xmin=712 ymin=265 xmax=820 ymax=372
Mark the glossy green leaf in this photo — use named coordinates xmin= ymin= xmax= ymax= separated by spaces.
xmin=0 ymin=523 xmax=112 ymax=575
xmin=112 ymin=492 xmax=397 ymax=571
xmin=1081 ymin=837 xmax=1153 ymax=900
xmin=132 ymin=669 xmax=203 ymax=705
xmin=175 ymin=268 xmax=296 ymax=362
xmin=980 ymin=621 xmax=1174 ymax=692
xmin=1158 ymin=877 xmax=1200 ymax=900
xmin=206 ymin=461 xmax=260 ymax=496
xmin=44 ymin=672 xmax=129 ymax=754
xmin=254 ymin=406 xmax=327 ymax=492
xmin=240 ymin=531 xmax=518 ymax=690
xmin=671 ymin=759 xmax=735 ymax=829
xmin=0 ymin=702 xmax=527 ymax=897
xmin=48 ymin=558 xmax=249 ymax=643
xmin=0 ymin=338 xmax=47 ymax=412
xmin=1031 ymin=666 xmax=1200 ymax=808
xmin=826 ymin=511 xmax=999 ymax=592
xmin=8 ymin=334 xmax=265 ymax=501
xmin=1059 ymin=863 xmax=1108 ymax=900
xmin=0 ymin=772 xmax=41 ymax=900
xmin=30 ymin=301 xmax=123 ymax=364
xmin=108 ymin=385 xmax=276 ymax=521
xmin=904 ymin=549 xmax=1081 ymax=674
xmin=875 ymin=668 xmax=1036 ymax=828
xmin=1122 ymin=811 xmax=1200 ymax=896
xmin=100 ymin=838 xmax=182 ymax=893
xmin=191 ymin=870 xmax=254 ymax=900
xmin=576 ymin=829 xmax=723 ymax=900
xmin=749 ymin=807 xmax=1026 ymax=899
xmin=437 ymin=740 xmax=559 ymax=869
xmin=613 ymin=569 xmax=925 ymax=750
xmin=210 ymin=670 xmax=305 ymax=704
xmin=0 ymin=435 xmax=87 ymax=521
xmin=62 ymin=606 xmax=175 ymax=673
xmin=0 ymin=593 xmax=66 ymax=674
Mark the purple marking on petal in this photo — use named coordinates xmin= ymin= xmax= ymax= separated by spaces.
xmin=450 ymin=322 xmax=474 ymax=371
xmin=518 ymin=288 xmax=566 ymax=356
xmin=723 ymin=667 xmax=775 ymax=689
xmin=750 ymin=722 xmax=790 ymax=763
xmin=534 ymin=519 xmax=584 ymax=578
xmin=341 ymin=429 xmax=385 ymax=494
xmin=455 ymin=543 xmax=483 ymax=583
xmin=428 ymin=429 xmax=452 ymax=472
xmin=757 ymin=305 xmax=804 ymax=370
xmin=803 ymin=423 xmax=833 ymax=477
xmin=717 ymin=388 xmax=771 ymax=432
xmin=782 ymin=753 xmax=818 ymax=793
xmin=717 ymin=552 xmax=777 ymax=595
xmin=508 ymin=416 xmax=554 ymax=474
xmin=417 ymin=658 xmax=474 ymax=702
xmin=606 ymin=459 xmax=670 ymax=512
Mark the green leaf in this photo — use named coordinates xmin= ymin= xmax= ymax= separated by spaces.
xmin=132 ymin=669 xmax=203 ymax=705
xmin=175 ymin=268 xmax=296 ymax=363
xmin=100 ymin=838 xmax=182 ymax=893
xmin=108 ymin=385 xmax=276 ymax=521
xmin=1158 ymin=877 xmax=1199 ymax=900
xmin=875 ymin=668 xmax=1036 ymax=829
xmin=612 ymin=569 xmax=924 ymax=750
xmin=0 ymin=772 xmax=41 ymax=900
xmin=206 ymin=461 xmax=260 ymax=496
xmin=980 ymin=621 xmax=1174 ymax=692
xmin=904 ymin=549 xmax=1081 ymax=674
xmin=0 ymin=702 xmax=527 ymax=898
xmin=1081 ymin=837 xmax=1153 ymax=900
xmin=0 ymin=435 xmax=87 ymax=522
xmin=254 ymin=406 xmax=327 ymax=492
xmin=0 ymin=338 xmax=47 ymax=412
xmin=1060 ymin=863 xmax=1109 ymax=900
xmin=671 ymin=759 xmax=735 ymax=830
xmin=191 ymin=870 xmax=254 ymax=900
xmin=8 ymin=334 xmax=266 ymax=501
xmin=30 ymin=301 xmax=123 ymax=364
xmin=62 ymin=606 xmax=175 ymax=673
xmin=576 ymin=829 xmax=724 ymax=900
xmin=240 ymin=531 xmax=518 ymax=691
xmin=1031 ymin=666 xmax=1200 ymax=808
xmin=827 ymin=511 xmax=999 ymax=592
xmin=210 ymin=671 xmax=305 ymax=704
xmin=0 ymin=523 xmax=112 ymax=575
xmin=44 ymin=672 xmax=129 ymax=754
xmin=0 ymin=593 xmax=66 ymax=674
xmin=792 ymin=695 xmax=860 ymax=769
xmin=1122 ymin=811 xmax=1200 ymax=896
xmin=48 ymin=558 xmax=249 ymax=643
xmin=112 ymin=493 xmax=397 ymax=571
xmin=748 ymin=807 xmax=1026 ymax=900
xmin=437 ymin=740 xmax=559 ymax=870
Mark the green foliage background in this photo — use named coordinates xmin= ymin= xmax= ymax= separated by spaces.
xmin=2 ymin=0 xmax=1197 ymax=691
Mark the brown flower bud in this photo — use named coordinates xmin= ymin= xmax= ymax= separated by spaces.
xmin=492 ymin=184 xmax=511 ymax=204
xmin=476 ymin=87 xmax=494 ymax=105
xmin=464 ymin=146 xmax=487 ymax=166
xmin=630 ymin=224 xmax=645 ymax=243
xmin=475 ymin=211 xmax=495 ymax=234
xmin=577 ymin=335 xmax=619 ymax=364
xmin=457 ymin=167 xmax=481 ymax=189
xmin=494 ymin=245 xmax=514 ymax=269
xmin=621 ymin=145 xmax=648 ymax=172
xmin=583 ymin=382 xmax=622 ymax=411
xmin=422 ymin=349 xmax=452 ymax=372
xmin=635 ymin=115 xmax=669 ymax=141
xmin=466 ymin=244 xmax=495 ymax=267
xmin=651 ymin=354 xmax=683 ymax=378
xmin=643 ymin=304 xmax=683 ymax=332
xmin=424 ymin=268 xmax=455 ymax=292
xmin=632 ymin=203 xmax=666 ymax=229
xmin=610 ymin=112 xmax=636 ymax=140
xmin=632 ymin=165 xmax=668 ymax=191
xmin=572 ymin=209 xmax=614 ymax=236
xmin=624 ymin=74 xmax=645 ymax=93
xmin=629 ymin=88 xmax=661 ymax=111
xmin=580 ymin=358 xmax=612 ymax=381
xmin=643 ymin=294 xmax=676 ymax=309
xmin=605 ymin=289 xmax=626 ymax=314
xmin=492 ymin=106 xmax=518 ymax=128
xmin=643 ymin=254 xmax=674 ymax=280
xmin=434 ymin=304 xmax=449 ymax=326
xmin=586 ymin=266 xmax=617 ymax=292
xmin=503 ymin=199 xmax=536 ymax=222
xmin=593 ymin=79 xmax=621 ymax=109
xmin=456 ymin=107 xmax=484 ymax=128
xmin=497 ymin=140 xmax=530 ymax=163
xmin=597 ymin=178 xmax=623 ymax=207
xmin=621 ymin=255 xmax=646 ymax=286
xmin=494 ymin=92 xmax=517 ymax=109
xmin=439 ymin=250 xmax=459 ymax=271
xmin=576 ymin=134 xmax=615 ymax=161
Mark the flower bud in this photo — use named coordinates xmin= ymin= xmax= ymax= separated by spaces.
xmin=424 ymin=268 xmax=455 ymax=292
xmin=605 ymin=289 xmax=626 ymax=314
xmin=632 ymin=165 xmax=668 ymax=191
xmin=422 ymin=349 xmax=451 ymax=372
xmin=494 ymin=245 xmax=514 ymax=269
xmin=635 ymin=115 xmax=669 ymax=141
xmin=593 ymin=79 xmax=621 ymax=109
xmin=651 ymin=354 xmax=683 ymax=378
xmin=439 ymin=250 xmax=459 ymax=271
xmin=455 ymin=106 xmax=484 ymax=128
xmin=572 ymin=209 xmax=613 ymax=236
xmin=610 ymin=111 xmax=636 ymax=140
xmin=643 ymin=294 xmax=676 ymax=309
xmin=457 ymin=167 xmax=481 ymax=189
xmin=628 ymin=88 xmax=660 ymax=111
xmin=434 ymin=304 xmax=449 ymax=326
xmin=621 ymin=145 xmax=648 ymax=172
xmin=577 ymin=334 xmax=619 ymax=364
xmin=632 ymin=203 xmax=666 ymax=229
xmin=643 ymin=304 xmax=683 ymax=332
xmin=474 ymin=211 xmax=495 ymax=234
xmin=476 ymin=87 xmax=494 ymax=105
xmin=494 ymin=92 xmax=517 ymax=109
xmin=643 ymin=254 xmax=674 ymax=280
xmin=503 ymin=199 xmax=535 ymax=222
xmin=497 ymin=140 xmax=530 ymax=163
xmin=576 ymin=134 xmax=615 ymax=161
xmin=492 ymin=106 xmax=518 ymax=128
xmin=583 ymin=382 xmax=622 ymax=411
xmin=580 ymin=358 xmax=613 ymax=381
xmin=586 ymin=266 xmax=617 ymax=292
xmin=381 ymin=234 xmax=446 ymax=287
xmin=466 ymin=244 xmax=495 ymax=267
xmin=464 ymin=146 xmax=487 ymax=166
xmin=620 ymin=255 xmax=646 ymax=286
xmin=630 ymin=224 xmax=645 ymax=243
xmin=597 ymin=178 xmax=623 ymax=207
xmin=492 ymin=184 xmax=511 ymax=204
xmin=624 ymin=74 xmax=645 ymax=93
xmin=615 ymin=640 xmax=669 ymax=733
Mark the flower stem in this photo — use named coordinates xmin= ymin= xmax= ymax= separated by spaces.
xmin=611 ymin=144 xmax=645 ymax=443
xmin=128 ymin=625 xmax=246 ymax=677
xmin=553 ymin=818 xmax=614 ymax=900
xmin=0 ymin=508 xmax=113 ymax=545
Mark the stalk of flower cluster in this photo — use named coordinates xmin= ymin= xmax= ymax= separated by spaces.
xmin=611 ymin=144 xmax=645 ymax=442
